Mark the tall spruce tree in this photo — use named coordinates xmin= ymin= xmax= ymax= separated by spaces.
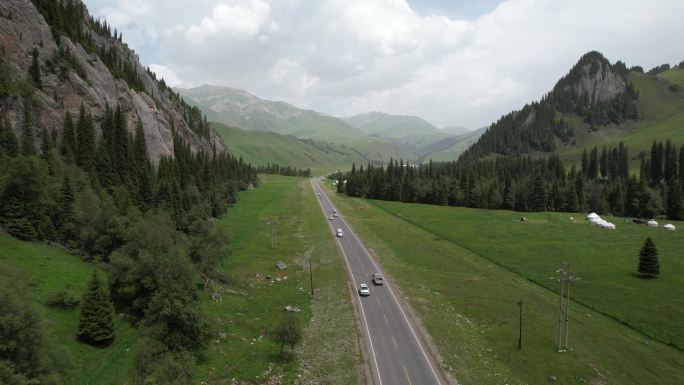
xmin=599 ymin=146 xmax=608 ymax=178
xmin=21 ymin=101 xmax=34 ymax=155
xmin=61 ymin=111 xmax=76 ymax=161
xmin=679 ymin=146 xmax=684 ymax=182
xmin=29 ymin=47 xmax=42 ymax=89
xmin=77 ymin=271 xmax=115 ymax=345
xmin=638 ymin=237 xmax=660 ymax=278
xmin=0 ymin=118 xmax=19 ymax=157
xmin=666 ymin=181 xmax=684 ymax=220
xmin=588 ymin=147 xmax=599 ymax=179
xmin=76 ymin=104 xmax=95 ymax=171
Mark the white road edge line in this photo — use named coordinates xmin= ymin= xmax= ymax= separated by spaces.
xmin=316 ymin=179 xmax=446 ymax=385
xmin=311 ymin=179 xmax=384 ymax=385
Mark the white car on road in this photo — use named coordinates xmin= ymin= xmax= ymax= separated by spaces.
xmin=328 ymin=216 xmax=333 ymax=220
xmin=358 ymin=283 xmax=370 ymax=296
xmin=336 ymin=228 xmax=344 ymax=237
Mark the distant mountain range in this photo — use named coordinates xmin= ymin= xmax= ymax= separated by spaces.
xmin=342 ymin=111 xmax=483 ymax=161
xmin=177 ymin=86 xmax=479 ymax=166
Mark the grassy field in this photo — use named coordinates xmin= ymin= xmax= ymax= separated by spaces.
xmin=213 ymin=122 xmax=367 ymax=174
xmin=0 ymin=235 xmax=139 ymax=385
xmin=658 ymin=68 xmax=684 ymax=88
xmin=197 ymin=175 xmax=362 ymax=384
xmin=0 ymin=175 xmax=362 ymax=384
xmin=323 ymin=185 xmax=684 ymax=384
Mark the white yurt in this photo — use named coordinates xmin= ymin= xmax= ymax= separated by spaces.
xmin=663 ymin=223 xmax=676 ymax=231
xmin=587 ymin=212 xmax=600 ymax=220
xmin=647 ymin=219 xmax=659 ymax=227
xmin=589 ymin=217 xmax=602 ymax=226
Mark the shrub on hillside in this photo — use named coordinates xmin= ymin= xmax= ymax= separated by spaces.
xmin=46 ymin=288 xmax=80 ymax=309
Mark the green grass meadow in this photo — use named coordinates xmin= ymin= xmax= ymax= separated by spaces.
xmin=323 ymin=185 xmax=684 ymax=385
xmin=0 ymin=175 xmax=362 ymax=384
xmin=196 ymin=175 xmax=362 ymax=384
xmin=0 ymin=235 xmax=139 ymax=385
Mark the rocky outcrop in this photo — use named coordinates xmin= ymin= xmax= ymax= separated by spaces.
xmin=552 ymin=51 xmax=628 ymax=106
xmin=572 ymin=60 xmax=626 ymax=104
xmin=0 ymin=0 xmax=227 ymax=164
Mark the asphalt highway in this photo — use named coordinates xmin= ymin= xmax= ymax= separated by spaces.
xmin=311 ymin=178 xmax=449 ymax=385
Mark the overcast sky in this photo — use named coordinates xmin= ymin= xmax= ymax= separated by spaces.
xmin=83 ymin=0 xmax=684 ymax=129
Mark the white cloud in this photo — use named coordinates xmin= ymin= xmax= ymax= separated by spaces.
xmin=98 ymin=0 xmax=152 ymax=26
xmin=148 ymin=63 xmax=186 ymax=87
xmin=85 ymin=0 xmax=684 ymax=128
xmin=185 ymin=1 xmax=271 ymax=43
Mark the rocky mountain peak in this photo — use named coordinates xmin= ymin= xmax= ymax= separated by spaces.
xmin=0 ymin=0 xmax=226 ymax=164
xmin=553 ymin=51 xmax=628 ymax=105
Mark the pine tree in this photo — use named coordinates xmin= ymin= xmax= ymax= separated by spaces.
xmin=76 ymin=104 xmax=95 ymax=171
xmin=600 ymin=146 xmax=608 ymax=178
xmin=29 ymin=47 xmax=42 ymax=89
xmin=0 ymin=197 xmax=36 ymax=240
xmin=40 ymin=127 xmax=51 ymax=156
xmin=0 ymin=119 xmax=19 ymax=157
xmin=679 ymin=145 xmax=684 ymax=182
xmin=531 ymin=175 xmax=546 ymax=211
xmin=666 ymin=181 xmax=684 ymax=220
xmin=588 ymin=147 xmax=598 ymax=179
xmin=21 ymin=101 xmax=34 ymax=155
xmin=57 ymin=175 xmax=75 ymax=230
xmin=61 ymin=111 xmax=76 ymax=161
xmin=637 ymin=237 xmax=660 ymax=278
xmin=77 ymin=271 xmax=115 ymax=345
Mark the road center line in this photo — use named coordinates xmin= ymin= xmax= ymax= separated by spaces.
xmin=383 ymin=314 xmax=389 ymax=325
xmin=392 ymin=335 xmax=399 ymax=349
xmin=403 ymin=365 xmax=413 ymax=385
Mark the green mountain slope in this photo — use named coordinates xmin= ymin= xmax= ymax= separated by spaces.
xmin=178 ymin=85 xmax=407 ymax=163
xmin=344 ymin=111 xmax=442 ymax=139
xmin=344 ymin=111 xmax=480 ymax=161
xmin=179 ymin=85 xmax=363 ymax=141
xmin=554 ymin=69 xmax=684 ymax=164
xmin=461 ymin=51 xmax=684 ymax=169
xmin=658 ymin=67 xmax=684 ymax=87
xmin=420 ymin=127 xmax=487 ymax=162
xmin=212 ymin=122 xmax=368 ymax=171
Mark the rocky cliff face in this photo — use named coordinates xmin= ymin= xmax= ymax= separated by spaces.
xmin=573 ymin=60 xmax=626 ymax=104
xmin=553 ymin=51 xmax=628 ymax=105
xmin=0 ymin=0 xmax=227 ymax=164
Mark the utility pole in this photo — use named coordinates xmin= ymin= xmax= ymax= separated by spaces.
xmin=267 ymin=217 xmax=279 ymax=249
xmin=557 ymin=266 xmax=565 ymax=352
xmin=518 ymin=298 xmax=523 ymax=350
xmin=309 ymin=259 xmax=314 ymax=296
xmin=553 ymin=262 xmax=580 ymax=352
xmin=565 ymin=272 xmax=571 ymax=351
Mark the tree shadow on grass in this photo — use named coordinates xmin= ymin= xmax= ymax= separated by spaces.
xmin=629 ymin=272 xmax=658 ymax=279
xmin=267 ymin=350 xmax=298 ymax=365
